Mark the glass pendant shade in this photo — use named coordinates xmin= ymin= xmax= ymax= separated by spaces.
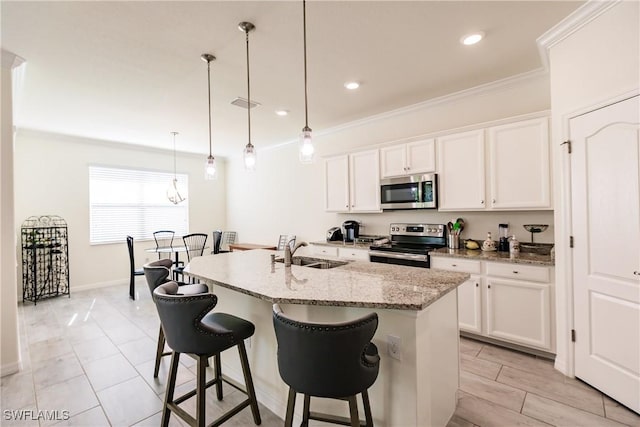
xmin=299 ymin=126 xmax=315 ymax=163
xmin=204 ymin=155 xmax=217 ymax=180
xmin=243 ymin=142 xmax=257 ymax=170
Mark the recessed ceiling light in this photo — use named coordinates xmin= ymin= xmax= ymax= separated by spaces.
xmin=275 ymin=110 xmax=289 ymax=116
xmin=461 ymin=32 xmax=484 ymax=46
xmin=344 ymin=81 xmax=360 ymax=90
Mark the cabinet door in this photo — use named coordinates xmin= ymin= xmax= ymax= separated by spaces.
xmin=458 ymin=275 xmax=482 ymax=334
xmin=437 ymin=130 xmax=486 ymax=210
xmin=406 ymin=139 xmax=435 ymax=174
xmin=488 ymin=117 xmax=551 ymax=209
xmin=325 ymin=155 xmax=350 ymax=212
xmin=380 ymin=144 xmax=407 ymax=178
xmin=338 ymin=247 xmax=370 ymax=261
xmin=484 ymin=278 xmax=551 ymax=350
xmin=350 ymin=149 xmax=381 ymax=212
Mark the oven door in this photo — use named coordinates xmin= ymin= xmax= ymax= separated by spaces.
xmin=368 ymin=251 xmax=430 ymax=268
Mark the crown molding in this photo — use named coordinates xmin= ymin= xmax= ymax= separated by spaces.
xmin=15 ymin=128 xmax=224 ymax=160
xmin=260 ymin=68 xmax=549 ymax=154
xmin=1 ymin=49 xmax=25 ymax=69
xmin=537 ymin=0 xmax=621 ymax=70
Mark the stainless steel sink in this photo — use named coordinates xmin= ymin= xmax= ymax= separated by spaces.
xmin=275 ymin=256 xmax=348 ymax=269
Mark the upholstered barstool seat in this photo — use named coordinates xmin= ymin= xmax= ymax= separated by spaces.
xmin=153 ymin=281 xmax=261 ymax=427
xmin=272 ymin=304 xmax=380 ymax=427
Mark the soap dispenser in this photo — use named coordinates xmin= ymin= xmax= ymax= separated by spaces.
xmin=509 ymin=235 xmax=520 ymax=258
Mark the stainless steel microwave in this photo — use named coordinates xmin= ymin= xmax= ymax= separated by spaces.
xmin=380 ymin=173 xmax=438 ymax=210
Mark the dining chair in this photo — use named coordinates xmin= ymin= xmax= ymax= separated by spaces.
xmin=127 ymin=236 xmax=145 ymax=299
xmin=174 ymin=233 xmax=208 ymax=282
xmin=153 ymin=230 xmax=175 ymax=261
xmin=221 ymin=231 xmax=237 ymax=251
xmin=277 ymin=235 xmax=297 ymax=251
xmin=272 ymin=304 xmax=380 ymax=427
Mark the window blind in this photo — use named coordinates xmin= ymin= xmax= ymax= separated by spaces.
xmin=89 ymin=166 xmax=189 ymax=244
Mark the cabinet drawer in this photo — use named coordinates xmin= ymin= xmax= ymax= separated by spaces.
xmin=312 ymin=245 xmax=339 ymax=257
xmin=431 ymin=257 xmax=481 ymax=274
xmin=486 ymin=262 xmax=550 ymax=283
xmin=338 ymin=248 xmax=370 ymax=261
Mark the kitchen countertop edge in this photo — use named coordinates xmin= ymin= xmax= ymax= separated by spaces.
xmin=430 ymin=247 xmax=555 ymax=266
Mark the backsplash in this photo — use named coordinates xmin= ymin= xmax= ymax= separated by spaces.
xmin=331 ymin=210 xmax=555 ymax=244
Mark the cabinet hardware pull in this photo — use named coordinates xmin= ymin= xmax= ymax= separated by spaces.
xmin=513 ymin=271 xmax=519 ymax=274
xmin=634 ymin=271 xmax=640 ymax=276
xmin=488 ymin=284 xmax=491 ymax=289
xmin=492 ymin=199 xmax=496 ymax=203
xmin=481 ymin=200 xmax=484 ymax=204
xmin=451 ymin=264 xmax=457 ymax=267
xmin=475 ymin=283 xmax=479 ymax=287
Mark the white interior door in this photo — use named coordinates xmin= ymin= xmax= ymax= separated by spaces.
xmin=570 ymin=95 xmax=640 ymax=413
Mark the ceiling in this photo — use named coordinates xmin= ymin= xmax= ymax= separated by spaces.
xmin=2 ymin=1 xmax=583 ymax=157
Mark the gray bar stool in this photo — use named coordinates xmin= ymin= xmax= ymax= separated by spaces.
xmin=143 ymin=259 xmax=207 ymax=378
xmin=272 ymin=304 xmax=380 ymax=427
xmin=153 ymin=281 xmax=261 ymax=427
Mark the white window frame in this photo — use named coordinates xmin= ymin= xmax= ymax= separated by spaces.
xmin=89 ymin=166 xmax=189 ymax=245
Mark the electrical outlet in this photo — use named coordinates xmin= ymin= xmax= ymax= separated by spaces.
xmin=387 ymin=335 xmax=402 ymax=361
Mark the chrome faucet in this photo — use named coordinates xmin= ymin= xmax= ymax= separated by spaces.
xmin=284 ymin=241 xmax=308 ymax=267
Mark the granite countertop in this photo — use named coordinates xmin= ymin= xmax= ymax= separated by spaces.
xmin=185 ymin=250 xmax=469 ymax=311
xmin=430 ymin=247 xmax=555 ymax=267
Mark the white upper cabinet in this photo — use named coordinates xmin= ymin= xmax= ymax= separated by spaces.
xmin=437 ymin=116 xmax=551 ymax=211
xmin=325 ymin=155 xmax=350 ymax=212
xmin=488 ymin=117 xmax=551 ymax=209
xmin=380 ymin=139 xmax=436 ymax=178
xmin=325 ymin=149 xmax=381 ymax=213
xmin=437 ymin=130 xmax=486 ymax=210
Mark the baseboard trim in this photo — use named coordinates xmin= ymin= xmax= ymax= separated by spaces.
xmin=1 ymin=360 xmax=22 ymax=377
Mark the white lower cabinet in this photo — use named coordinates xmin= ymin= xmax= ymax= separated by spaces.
xmin=337 ymin=247 xmax=370 ymax=261
xmin=432 ymin=257 xmax=554 ymax=352
xmin=311 ymin=245 xmax=370 ymax=262
xmin=457 ymin=275 xmax=482 ymax=334
xmin=485 ymin=277 xmax=551 ymax=350
xmin=312 ymin=245 xmax=338 ymax=257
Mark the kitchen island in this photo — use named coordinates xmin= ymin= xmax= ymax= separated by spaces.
xmin=185 ymin=249 xmax=469 ymax=426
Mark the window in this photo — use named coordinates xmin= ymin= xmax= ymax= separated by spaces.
xmin=89 ymin=166 xmax=189 ymax=244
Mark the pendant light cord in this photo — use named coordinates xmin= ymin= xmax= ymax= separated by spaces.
xmin=207 ymin=60 xmax=213 ymax=157
xmin=245 ymin=29 xmax=252 ymax=147
xmin=172 ymin=131 xmax=178 ymax=179
xmin=303 ymin=0 xmax=309 ymax=129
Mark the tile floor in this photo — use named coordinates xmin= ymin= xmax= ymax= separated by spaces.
xmin=1 ymin=283 xmax=639 ymax=427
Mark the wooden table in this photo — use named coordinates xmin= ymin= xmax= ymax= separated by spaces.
xmin=228 ymin=243 xmax=277 ymax=252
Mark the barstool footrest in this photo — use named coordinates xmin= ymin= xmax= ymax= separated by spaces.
xmin=309 ymin=412 xmax=367 ymax=427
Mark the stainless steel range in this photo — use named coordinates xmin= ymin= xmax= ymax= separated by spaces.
xmin=369 ymin=223 xmax=446 ymax=268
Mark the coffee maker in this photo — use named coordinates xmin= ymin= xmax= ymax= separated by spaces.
xmin=498 ymin=223 xmax=509 ymax=252
xmin=342 ymin=220 xmax=360 ymax=242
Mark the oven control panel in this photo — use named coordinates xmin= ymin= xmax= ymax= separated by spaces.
xmin=389 ymin=223 xmax=445 ymax=237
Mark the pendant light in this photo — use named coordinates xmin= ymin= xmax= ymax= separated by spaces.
xmin=167 ymin=131 xmax=186 ymax=204
xmin=299 ymin=0 xmax=315 ymax=164
xmin=202 ymin=53 xmax=217 ymax=180
xmin=239 ymin=21 xmax=257 ymax=171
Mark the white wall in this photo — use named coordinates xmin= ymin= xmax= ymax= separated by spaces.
xmin=226 ymin=72 xmax=555 ymax=246
xmin=13 ymin=130 xmax=228 ymax=290
xmin=547 ymin=1 xmax=639 ymax=375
